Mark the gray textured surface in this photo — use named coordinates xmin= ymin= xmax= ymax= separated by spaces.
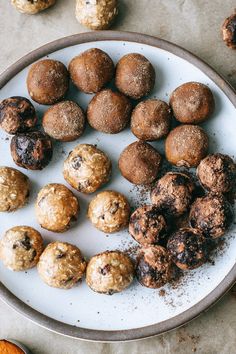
xmin=0 ymin=0 xmax=236 ymax=353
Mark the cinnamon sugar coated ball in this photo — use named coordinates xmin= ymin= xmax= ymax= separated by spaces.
xmin=88 ymin=191 xmax=130 ymax=233
xmin=131 ymin=99 xmax=171 ymax=140
xmin=222 ymin=13 xmax=236 ymax=49
xmin=115 ymin=53 xmax=156 ymax=99
xmin=0 ymin=226 xmax=43 ymax=271
xmin=151 ymin=172 xmax=194 ymax=217
xmin=0 ymin=167 xmax=29 ymax=212
xmin=27 ymin=59 xmax=69 ymax=105
xmin=87 ymin=89 xmax=132 ymax=134
xmin=11 ymin=0 xmax=56 ymax=14
xmin=167 ymin=228 xmax=208 ymax=270
xmin=38 ymin=242 xmax=86 ymax=289
xmin=0 ymin=96 xmax=37 ymax=134
xmin=189 ymin=194 xmax=233 ymax=239
xmin=119 ymin=141 xmax=161 ymax=185
xmin=170 ymin=82 xmax=215 ymax=124
xmin=136 ymin=245 xmax=172 ymax=288
xmin=165 ymin=125 xmax=209 ymax=167
xmin=69 ymin=48 xmax=114 ymax=93
xmin=129 ymin=205 xmax=167 ymax=245
xmin=42 ymin=101 xmax=85 ymax=141
xmin=35 ymin=184 xmax=79 ymax=233
xmin=86 ymin=251 xmax=134 ymax=294
xmin=63 ymin=144 xmax=111 ymax=194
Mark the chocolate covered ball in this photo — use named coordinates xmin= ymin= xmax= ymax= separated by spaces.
xmin=87 ymin=89 xmax=132 ymax=134
xmin=151 ymin=172 xmax=194 ymax=217
xmin=119 ymin=141 xmax=161 ymax=185
xmin=10 ymin=131 xmax=53 ymax=170
xmin=222 ymin=13 xmax=236 ymax=49
xmin=69 ymin=48 xmax=114 ymax=94
xmin=189 ymin=194 xmax=233 ymax=239
xmin=167 ymin=228 xmax=208 ymax=270
xmin=27 ymin=59 xmax=69 ymax=105
xmin=131 ymin=99 xmax=171 ymax=141
xmin=136 ymin=245 xmax=172 ymax=289
xmin=129 ymin=205 xmax=167 ymax=245
xmin=165 ymin=125 xmax=209 ymax=168
xmin=0 ymin=96 xmax=37 ymax=134
xmin=115 ymin=53 xmax=155 ymax=100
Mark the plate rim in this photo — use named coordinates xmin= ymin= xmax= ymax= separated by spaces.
xmin=0 ymin=30 xmax=235 ymax=342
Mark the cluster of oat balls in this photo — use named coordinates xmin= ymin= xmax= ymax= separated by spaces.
xmin=0 ymin=47 xmax=235 ymax=295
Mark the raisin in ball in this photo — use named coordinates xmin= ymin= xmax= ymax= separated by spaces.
xmin=69 ymin=48 xmax=114 ymax=94
xmin=151 ymin=172 xmax=194 ymax=217
xmin=129 ymin=205 xmax=167 ymax=245
xmin=119 ymin=141 xmax=162 ymax=185
xmin=222 ymin=13 xmax=236 ymax=49
xmin=87 ymin=89 xmax=132 ymax=134
xmin=136 ymin=245 xmax=172 ymax=289
xmin=167 ymin=228 xmax=208 ymax=270
xmin=189 ymin=194 xmax=233 ymax=239
xmin=0 ymin=96 xmax=37 ymax=134
xmin=197 ymin=153 xmax=236 ymax=193
xmin=115 ymin=53 xmax=155 ymax=100
xmin=10 ymin=131 xmax=53 ymax=170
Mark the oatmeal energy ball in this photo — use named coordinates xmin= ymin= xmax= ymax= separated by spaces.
xmin=11 ymin=0 xmax=56 ymax=14
xmin=222 ymin=13 xmax=236 ymax=49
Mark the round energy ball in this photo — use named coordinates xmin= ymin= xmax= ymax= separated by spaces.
xmin=151 ymin=172 xmax=194 ymax=217
xmin=87 ymin=89 xmax=132 ymax=134
xmin=115 ymin=53 xmax=156 ymax=100
xmin=118 ymin=141 xmax=162 ymax=185
xmin=0 ymin=96 xmax=37 ymax=134
xmin=165 ymin=125 xmax=209 ymax=168
xmin=189 ymin=194 xmax=233 ymax=239
xmin=10 ymin=131 xmax=53 ymax=170
xmin=86 ymin=251 xmax=134 ymax=295
xmin=35 ymin=183 xmax=79 ymax=233
xmin=88 ymin=190 xmax=130 ymax=233
xmin=0 ymin=167 xmax=29 ymax=212
xmin=0 ymin=226 xmax=43 ymax=271
xmin=11 ymin=0 xmax=56 ymax=14
xmin=129 ymin=205 xmax=167 ymax=245
xmin=197 ymin=153 xmax=236 ymax=193
xmin=37 ymin=242 xmax=86 ymax=289
xmin=170 ymin=82 xmax=215 ymax=124
xmin=69 ymin=48 xmax=114 ymax=94
xmin=63 ymin=144 xmax=112 ymax=194
xmin=27 ymin=59 xmax=69 ymax=105
xmin=136 ymin=245 xmax=172 ymax=289
xmin=167 ymin=228 xmax=208 ymax=270
xmin=131 ymin=99 xmax=171 ymax=141
xmin=42 ymin=101 xmax=85 ymax=142
xmin=222 ymin=13 xmax=236 ymax=49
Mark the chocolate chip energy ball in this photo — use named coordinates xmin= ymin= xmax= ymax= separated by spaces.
xmin=136 ymin=245 xmax=172 ymax=289
xmin=10 ymin=131 xmax=53 ymax=170
xmin=129 ymin=205 xmax=167 ymax=245
xmin=35 ymin=184 xmax=79 ymax=233
xmin=0 ymin=167 xmax=29 ymax=212
xmin=167 ymin=228 xmax=207 ymax=270
xmin=0 ymin=226 xmax=43 ymax=271
xmin=170 ymin=82 xmax=215 ymax=124
xmin=69 ymin=48 xmax=114 ymax=94
xmin=38 ymin=242 xmax=86 ymax=289
xmin=11 ymin=0 xmax=56 ymax=14
xmin=42 ymin=101 xmax=85 ymax=142
xmin=88 ymin=190 xmax=130 ymax=233
xmin=197 ymin=153 xmax=236 ymax=193
xmin=87 ymin=89 xmax=132 ymax=134
xmin=27 ymin=59 xmax=69 ymax=105
xmin=131 ymin=99 xmax=171 ymax=141
xmin=0 ymin=97 xmax=37 ymax=134
xmin=115 ymin=53 xmax=156 ymax=100
xmin=86 ymin=251 xmax=134 ymax=294
xmin=151 ymin=172 xmax=194 ymax=217
xmin=119 ymin=141 xmax=161 ymax=185
xmin=222 ymin=13 xmax=236 ymax=49
xmin=165 ymin=125 xmax=209 ymax=168
xmin=63 ymin=144 xmax=111 ymax=194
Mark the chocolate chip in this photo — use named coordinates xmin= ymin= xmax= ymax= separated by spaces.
xmin=72 ymin=156 xmax=83 ymax=169
xmin=100 ymin=264 xmax=111 ymax=275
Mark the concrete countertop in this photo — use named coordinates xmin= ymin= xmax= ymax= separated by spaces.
xmin=0 ymin=1 xmax=236 ymax=353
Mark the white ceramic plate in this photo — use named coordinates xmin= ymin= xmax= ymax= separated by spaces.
xmin=0 ymin=32 xmax=235 ymax=342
